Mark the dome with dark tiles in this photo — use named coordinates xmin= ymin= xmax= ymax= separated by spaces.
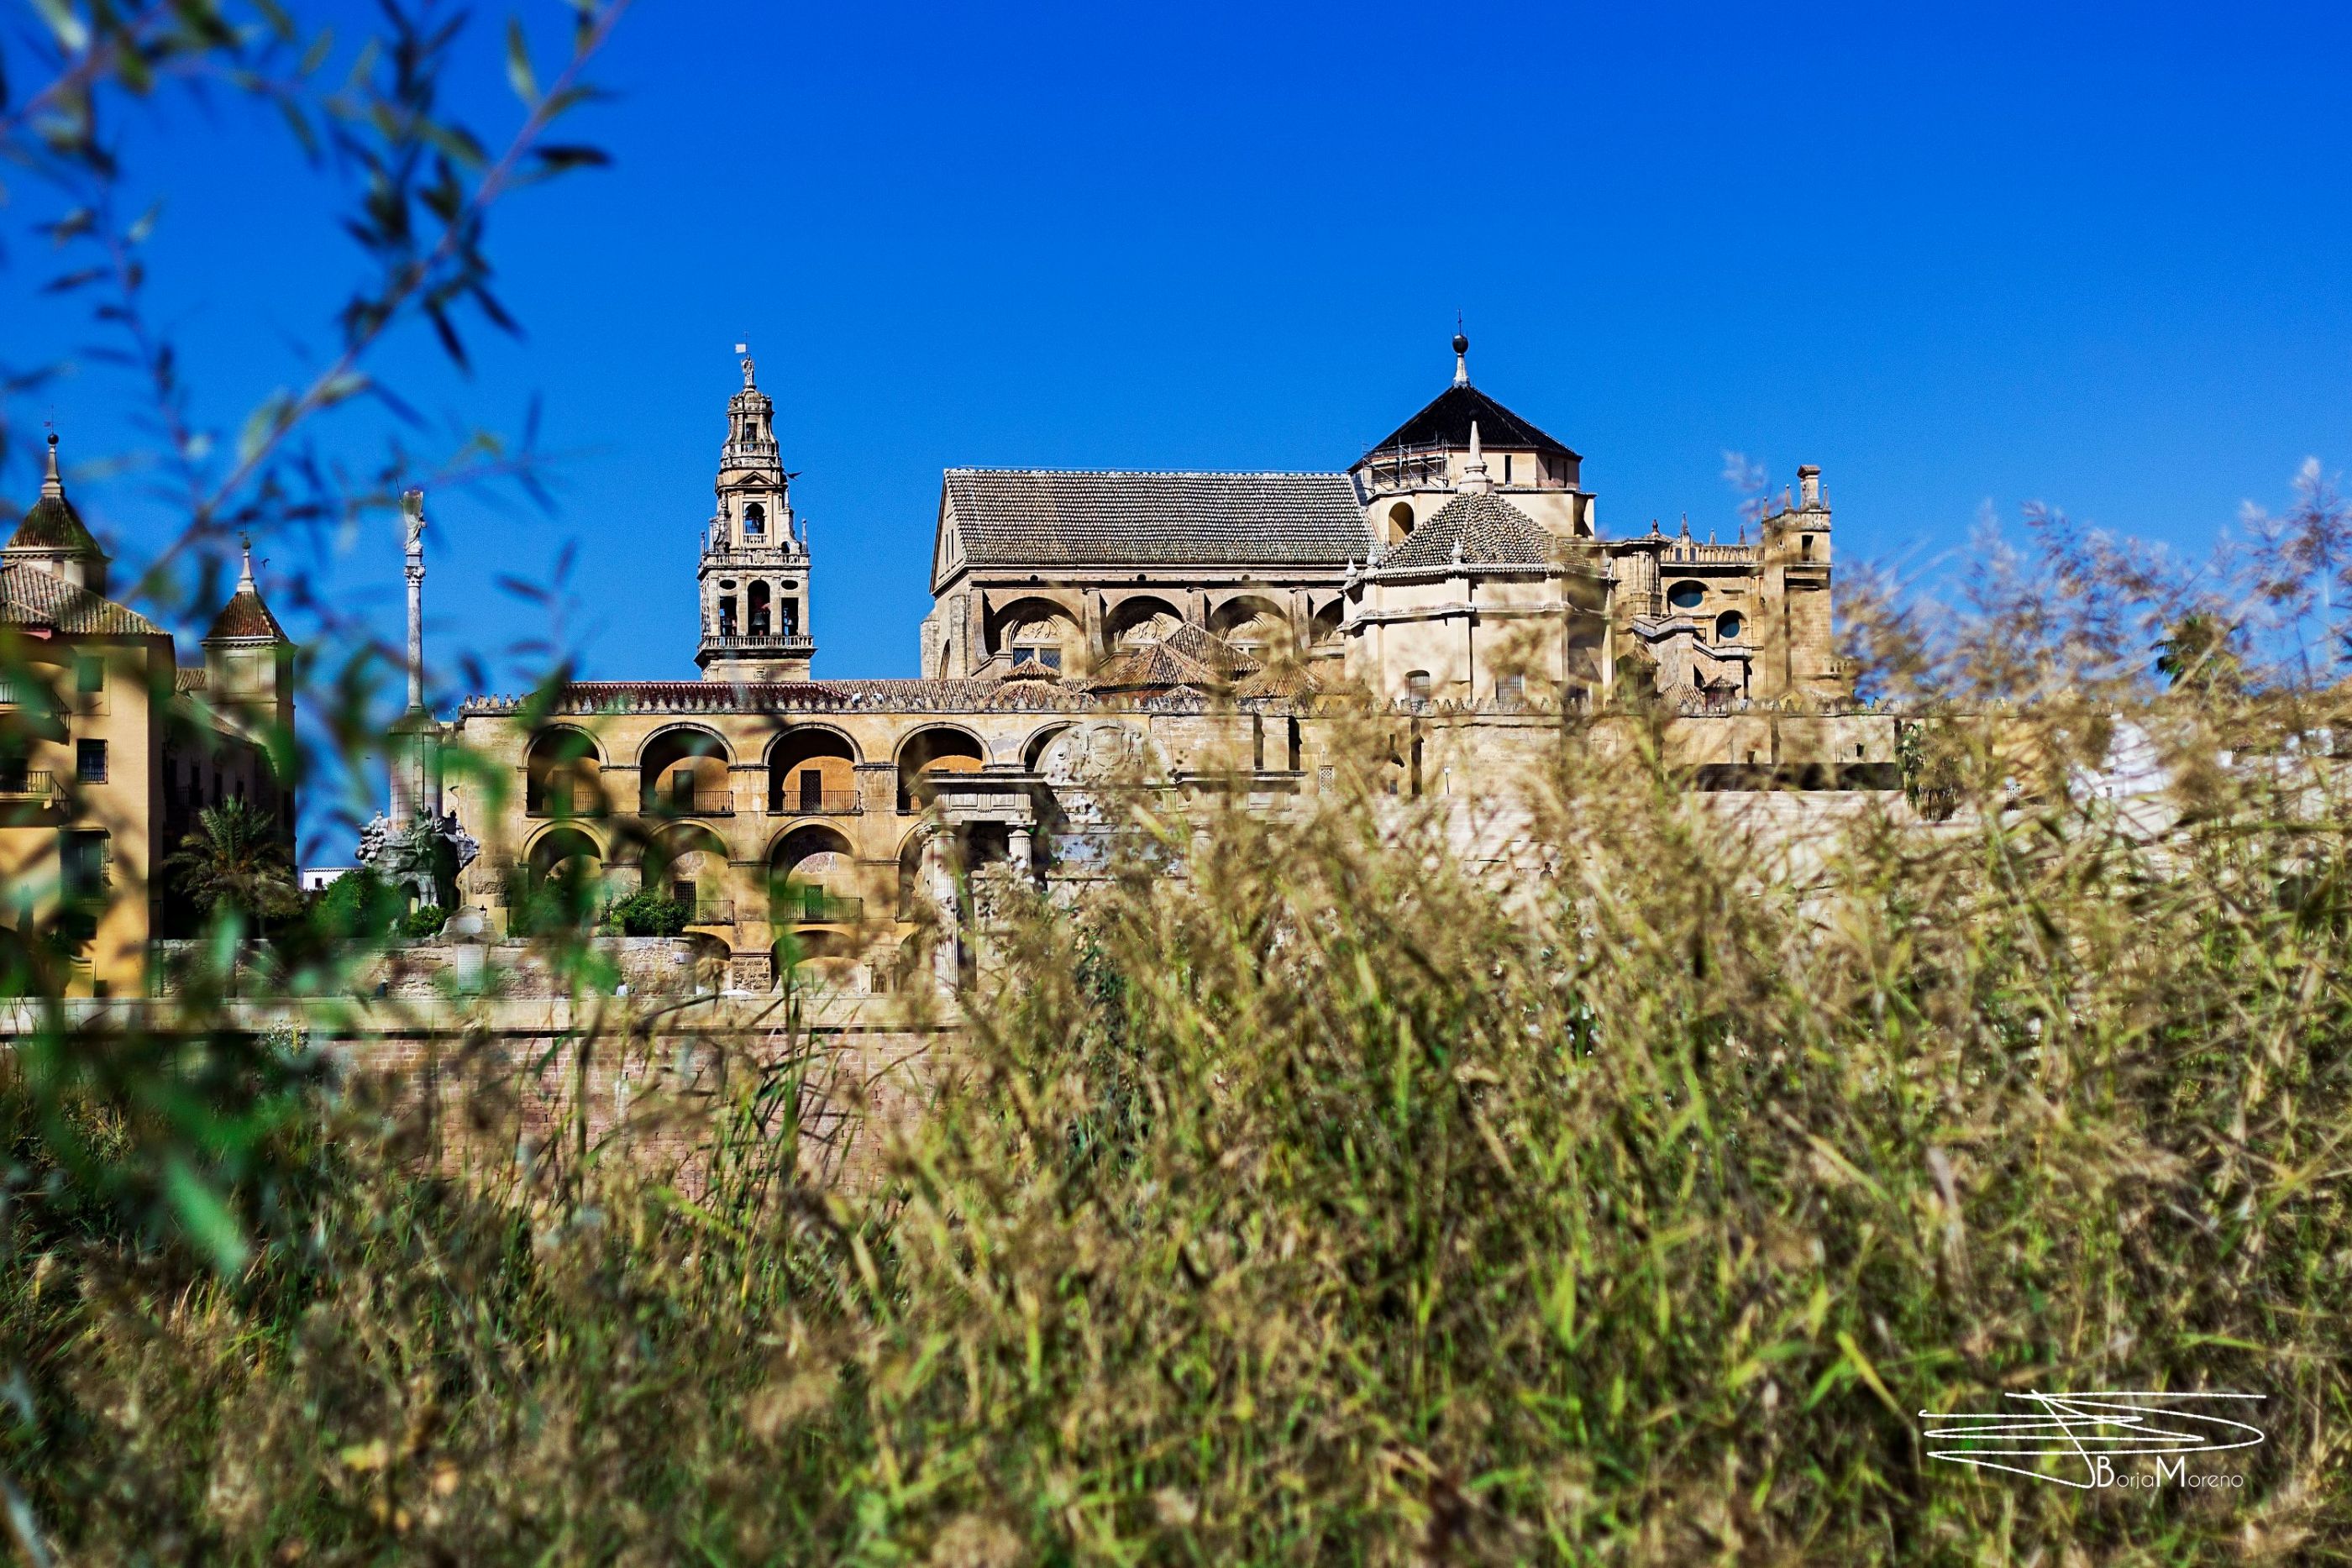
xmin=1378 ymin=491 xmax=1556 ymax=572
xmin=8 ymin=435 xmax=107 ymax=558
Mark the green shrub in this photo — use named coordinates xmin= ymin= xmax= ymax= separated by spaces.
xmin=606 ymin=888 xmax=689 ymax=937
xmin=306 ymin=868 xmax=403 ymax=941
xmin=396 ymin=903 xmax=449 ymax=940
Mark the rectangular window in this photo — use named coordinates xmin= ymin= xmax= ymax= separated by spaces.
xmin=1036 ymin=648 xmax=1061 ymax=670
xmin=671 ymin=879 xmax=695 ymax=911
xmin=76 ymin=739 xmax=108 ymax=784
xmin=61 ymin=831 xmax=108 ymax=900
xmin=1503 ymin=454 xmax=1514 ymax=484
xmin=1494 ymin=674 xmax=1525 ymax=710
xmin=800 ymin=770 xmax=822 ymax=812
xmin=75 ymin=655 xmax=103 ymax=694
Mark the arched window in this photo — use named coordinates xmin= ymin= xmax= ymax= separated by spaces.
xmin=1404 ymin=670 xmax=1432 ymax=705
xmin=749 ymin=581 xmax=772 ymax=637
xmin=1389 ymin=501 xmax=1415 ymax=540
xmin=1667 ymin=580 xmax=1706 ymax=611
xmin=744 ymin=502 xmax=766 ymax=537
xmin=1715 ymin=611 xmax=1745 ymax=642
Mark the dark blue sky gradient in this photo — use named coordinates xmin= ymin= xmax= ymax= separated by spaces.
xmin=9 ymin=0 xmax=2352 ymax=712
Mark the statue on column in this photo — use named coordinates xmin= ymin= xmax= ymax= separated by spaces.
xmin=357 ymin=489 xmax=479 ymax=910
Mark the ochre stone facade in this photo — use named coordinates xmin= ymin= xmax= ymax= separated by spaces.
xmin=0 ymin=436 xmax=297 ymax=995
xmin=446 ymin=337 xmax=1891 ymax=990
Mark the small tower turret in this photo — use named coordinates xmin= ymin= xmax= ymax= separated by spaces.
xmin=697 ymin=349 xmax=813 ymax=681
xmin=201 ymin=535 xmax=297 ymax=749
xmin=5 ymin=433 xmax=113 ymax=594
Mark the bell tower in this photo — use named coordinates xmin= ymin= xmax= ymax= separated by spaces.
xmin=697 ymin=349 xmax=813 ymax=681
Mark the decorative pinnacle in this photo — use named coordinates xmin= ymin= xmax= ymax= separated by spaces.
xmin=237 ymin=531 xmax=256 ymax=592
xmin=1459 ymin=419 xmax=1492 ymax=495
xmin=1452 ymin=317 xmax=1470 ymax=387
xmin=41 ymin=430 xmax=63 ymax=499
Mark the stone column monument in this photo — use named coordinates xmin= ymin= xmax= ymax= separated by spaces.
xmin=357 ymin=489 xmax=478 ymax=909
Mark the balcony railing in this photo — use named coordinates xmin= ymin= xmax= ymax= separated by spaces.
xmin=771 ymin=788 xmax=861 ymax=815
xmin=0 ymin=769 xmax=56 ymax=800
xmin=686 ymin=900 xmax=736 ymax=926
xmin=525 ymin=784 xmax=608 ymax=818
xmin=639 ymin=787 xmax=734 ymax=817
xmin=785 ymin=892 xmax=863 ymax=924
xmin=0 ymin=681 xmax=57 ymax=710
xmin=701 ymin=634 xmax=815 ymax=654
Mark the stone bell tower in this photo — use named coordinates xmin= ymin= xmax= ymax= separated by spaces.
xmin=697 ymin=349 xmax=814 ymax=681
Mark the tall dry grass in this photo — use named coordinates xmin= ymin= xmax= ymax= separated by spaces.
xmin=5 ymin=674 xmax=2349 ymax=1563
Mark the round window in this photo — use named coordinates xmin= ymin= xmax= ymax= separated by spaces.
xmin=1715 ymin=611 xmax=1745 ymax=641
xmin=1667 ymin=580 xmax=1705 ymax=611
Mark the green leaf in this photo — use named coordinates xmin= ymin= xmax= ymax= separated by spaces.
xmin=506 ymin=17 xmax=539 ymax=105
xmin=29 ymin=0 xmax=89 ymax=54
xmin=163 ymin=1155 xmax=250 ymax=1276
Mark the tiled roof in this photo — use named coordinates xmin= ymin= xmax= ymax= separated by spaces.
xmin=176 ymin=666 xmax=209 ymax=693
xmin=204 ymin=585 xmax=291 ymax=643
xmin=1378 ymin=493 xmax=1556 ymax=572
xmin=0 ymin=563 xmax=163 ymax=637
xmin=1085 ymin=639 xmax=1230 ymax=693
xmin=1157 ymin=621 xmax=1257 ymax=677
xmin=1233 ymin=661 xmax=1323 ymax=701
xmin=942 ymin=469 xmax=1371 ymax=570
xmin=9 ymin=495 xmax=105 ymax=553
xmin=1362 ymin=384 xmax=1579 ymax=463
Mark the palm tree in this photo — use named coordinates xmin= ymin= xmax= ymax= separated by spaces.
xmin=165 ymin=798 xmax=298 ymax=926
xmin=2153 ymin=611 xmax=2245 ymax=694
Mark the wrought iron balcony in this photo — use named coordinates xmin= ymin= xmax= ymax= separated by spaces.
xmin=785 ymin=892 xmax=863 ymax=924
xmin=639 ymin=787 xmax=734 ymax=817
xmin=770 ymin=788 xmax=861 ymax=815
xmin=686 ymin=900 xmax=737 ymax=926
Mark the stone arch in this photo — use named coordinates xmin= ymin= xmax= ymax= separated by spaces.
xmin=895 ymin=724 xmax=987 ymax=812
xmin=1310 ymin=599 xmax=1346 ymax=648
xmin=1210 ymin=593 xmax=1289 ymax=657
xmin=1105 ymin=595 xmax=1183 ymax=649
xmin=771 ymin=822 xmax=858 ymax=925
xmin=525 ymin=822 xmax=605 ymax=881
xmin=748 ymin=579 xmax=773 ymax=636
xmin=520 ymin=824 xmax=605 ymax=931
xmin=1387 ymin=500 xmax=1415 ymax=541
xmin=743 ymin=501 xmax=767 ymax=537
xmin=643 ymin=821 xmax=732 ymax=917
xmin=1021 ymin=720 xmax=1074 ymax=773
xmin=768 ymin=726 xmax=860 ymax=813
xmin=525 ymin=724 xmax=606 ymax=816
xmin=639 ymin=725 xmax=733 ymax=815
xmin=988 ymin=594 xmax=1082 ymax=668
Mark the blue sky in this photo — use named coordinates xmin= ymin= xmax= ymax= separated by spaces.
xmin=9 ymin=0 xmax=2352 ymax=759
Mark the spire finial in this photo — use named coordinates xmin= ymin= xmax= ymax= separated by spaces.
xmin=41 ymin=427 xmax=63 ymax=500
xmin=1452 ymin=314 xmax=1469 ymax=387
xmin=237 ymin=531 xmax=257 ymax=592
xmin=1460 ymin=419 xmax=1493 ymax=495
